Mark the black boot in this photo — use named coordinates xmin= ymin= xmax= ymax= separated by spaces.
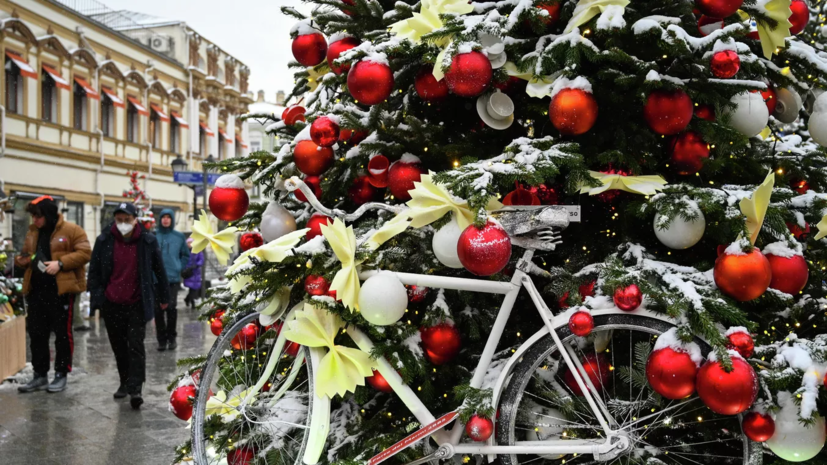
xmin=130 ymin=392 xmax=144 ymax=410
xmin=46 ymin=372 xmax=68 ymax=393
xmin=113 ymin=383 xmax=128 ymax=399
xmin=17 ymin=373 xmax=48 ymax=393
xmin=167 ymin=339 xmax=177 ymax=350
xmin=157 ymin=340 xmax=167 ymax=352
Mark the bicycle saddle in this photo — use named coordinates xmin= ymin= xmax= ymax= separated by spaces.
xmin=490 ymin=206 xmax=570 ymax=252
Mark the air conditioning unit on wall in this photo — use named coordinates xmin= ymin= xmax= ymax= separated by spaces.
xmin=148 ymin=35 xmax=173 ymax=54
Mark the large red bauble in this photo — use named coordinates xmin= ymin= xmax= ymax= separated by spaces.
xmin=694 ymin=104 xmax=715 ymax=121
xmin=549 ymin=88 xmax=598 ymax=136
xmin=348 ymin=60 xmax=394 ymax=105
xmin=536 ymin=2 xmax=561 ymax=26
xmin=349 ymin=175 xmax=379 ymax=205
xmin=714 ymin=249 xmax=771 ymax=301
xmin=613 ymin=284 xmax=643 ymax=312
xmin=327 ymin=37 xmax=360 ymax=75
xmin=726 ymin=331 xmax=755 ymax=358
xmin=388 ymin=160 xmax=425 ymax=201
xmin=227 ymin=447 xmax=256 ymax=465
xmin=415 ymin=67 xmax=450 ymax=102
xmin=760 ymin=87 xmax=778 ymax=115
xmin=306 ymin=213 xmax=332 ymax=240
xmin=231 ymin=323 xmax=260 ymax=350
xmin=695 ymin=0 xmax=743 ymax=19
xmin=695 ymin=358 xmax=758 ymax=415
xmin=421 ymin=323 xmax=461 ymax=365
xmin=465 ymin=415 xmax=494 ymax=442
xmin=444 ymin=51 xmax=492 ymax=98
xmin=787 ymin=221 xmax=810 ymax=240
xmin=304 ymin=274 xmax=331 ymax=296
xmin=310 ymin=116 xmax=340 ymax=147
xmin=407 ymin=285 xmax=429 ymax=303
xmin=294 ymin=140 xmax=334 ymax=176
xmin=210 ymin=318 xmax=224 ymax=336
xmin=742 ymin=412 xmax=775 ymax=442
xmin=765 ymin=253 xmax=808 ymax=295
xmin=669 ymin=131 xmax=709 ymax=175
xmin=239 ymin=232 xmax=264 ymax=251
xmin=646 ymin=348 xmax=698 ymax=400
xmin=340 ymin=0 xmax=355 ymax=15
xmin=710 ymin=50 xmax=740 ymax=78
xmin=292 ymin=33 xmax=327 ymax=67
xmin=568 ymin=311 xmax=594 ymax=337
xmin=643 ymin=89 xmax=693 ymax=135
xmin=170 ymin=385 xmax=197 ymax=421
xmin=295 ymin=175 xmax=323 ymax=203
xmin=366 ymin=369 xmax=394 ymax=393
xmin=789 ymin=0 xmax=810 ymax=35
xmin=563 ymin=353 xmax=610 ymax=396
xmin=457 ymin=221 xmax=512 ymax=276
xmin=282 ymin=105 xmax=306 ymax=126
xmin=697 ymin=15 xmax=724 ymax=36
xmin=209 ymin=186 xmax=250 ymax=222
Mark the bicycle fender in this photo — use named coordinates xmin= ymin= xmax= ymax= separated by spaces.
xmin=303 ymin=346 xmax=331 ymax=465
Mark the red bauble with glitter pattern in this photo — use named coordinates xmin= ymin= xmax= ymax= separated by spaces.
xmin=421 ymin=323 xmax=462 ymax=365
xmin=563 ymin=353 xmax=610 ymax=396
xmin=613 ymin=284 xmax=643 ymax=312
xmin=669 ymin=131 xmax=710 ymax=175
xmin=695 ymin=0 xmax=743 ymax=19
xmin=306 ymin=213 xmax=332 ymax=240
xmin=327 ymin=37 xmax=360 ymax=75
xmin=465 ymin=415 xmax=494 ymax=442
xmin=710 ymin=50 xmax=740 ymax=78
xmin=742 ymin=412 xmax=775 ymax=442
xmin=646 ymin=348 xmax=698 ymax=400
xmin=227 ymin=447 xmax=256 ymax=465
xmin=388 ymin=160 xmax=425 ymax=201
xmin=310 ymin=116 xmax=340 ymax=147
xmin=292 ymin=33 xmax=327 ymax=67
xmin=726 ymin=331 xmax=755 ymax=358
xmin=348 ymin=60 xmax=394 ymax=105
xmin=643 ymin=89 xmax=693 ymax=135
xmin=789 ymin=0 xmax=810 ymax=35
xmin=239 ymin=232 xmax=263 ymax=251
xmin=231 ymin=323 xmax=260 ymax=350
xmin=457 ymin=221 xmax=512 ymax=276
xmin=294 ymin=140 xmax=334 ymax=176
xmin=549 ymin=88 xmax=598 ymax=136
xmin=295 ymin=175 xmax=323 ymax=203
xmin=766 ymin=253 xmax=809 ymax=295
xmin=568 ymin=311 xmax=594 ymax=337
xmin=209 ymin=185 xmax=249 ymax=222
xmin=444 ymin=51 xmax=492 ymax=98
xmin=714 ymin=249 xmax=771 ymax=301
xmin=696 ymin=358 xmax=758 ymax=415
xmin=304 ymin=275 xmax=331 ymax=296
xmin=407 ymin=285 xmax=429 ymax=303
xmin=170 ymin=385 xmax=197 ymax=421
xmin=415 ymin=67 xmax=449 ymax=102
xmin=366 ymin=370 xmax=394 ymax=393
xmin=349 ymin=175 xmax=379 ymax=205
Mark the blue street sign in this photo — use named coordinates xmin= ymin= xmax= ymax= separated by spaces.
xmin=194 ymin=185 xmax=205 ymax=196
xmin=174 ymin=171 xmax=221 ymax=186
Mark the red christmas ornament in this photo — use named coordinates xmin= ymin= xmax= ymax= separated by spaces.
xmin=694 ymin=104 xmax=716 ymax=121
xmin=726 ymin=331 xmax=755 ymax=358
xmin=349 ymin=175 xmax=379 ymax=205
xmin=306 ymin=213 xmax=332 ymax=240
xmin=292 ymin=32 xmax=328 ymax=67
xmin=294 ymin=140 xmax=334 ymax=176
xmin=669 ymin=131 xmax=710 ymax=175
xmin=304 ymin=274 xmax=331 ymax=296
xmin=714 ymin=248 xmax=772 ymax=301
xmin=339 ymin=128 xmax=369 ymax=145
xmin=568 ymin=311 xmax=594 ymax=337
xmin=340 ymin=0 xmax=355 ymax=15
xmin=766 ymin=253 xmax=808 ymax=295
xmin=209 ymin=175 xmax=250 ymax=222
xmin=697 ymin=15 xmax=724 ymax=36
xmin=502 ymin=184 xmax=541 ymax=206
xmin=613 ymin=284 xmax=643 ymax=312
xmin=406 ymin=285 xmax=429 ymax=303
xmin=366 ymin=369 xmax=394 ymax=393
xmin=643 ymin=89 xmax=694 ymax=135
xmin=388 ymin=159 xmax=425 ymax=201
xmin=646 ymin=348 xmax=698 ymax=400
xmin=421 ymin=323 xmax=462 ymax=365
xmin=759 ymin=87 xmax=778 ymax=115
xmin=415 ymin=67 xmax=449 ymax=102
xmin=789 ymin=0 xmax=810 ymax=35
xmin=210 ymin=318 xmax=224 ymax=336
xmin=282 ymin=105 xmax=306 ymax=126
xmin=792 ymin=178 xmax=810 ymax=194
xmin=696 ymin=358 xmax=758 ymax=415
xmin=367 ymin=155 xmax=390 ymax=188
xmin=239 ymin=232 xmax=264 ymax=251
xmin=742 ymin=411 xmax=775 ymax=442
xmin=536 ymin=2 xmax=561 ymax=26
xmin=213 ymin=309 xmax=226 ymax=320
xmin=787 ymin=221 xmax=810 ymax=240
xmin=231 ymin=323 xmax=260 ymax=350
xmin=559 ymin=280 xmax=597 ymax=307
xmin=348 ymin=60 xmax=394 ymax=105
xmin=549 ymin=88 xmax=598 ymax=136
xmin=295 ymin=175 xmax=323 ymax=203
xmin=563 ymin=353 xmax=610 ymax=396
xmin=457 ymin=221 xmax=512 ymax=276
xmin=170 ymin=385 xmax=197 ymax=421
xmin=465 ymin=415 xmax=494 ymax=442
xmin=327 ymin=37 xmax=360 ymax=75
xmin=267 ymin=322 xmax=302 ymax=357
xmin=710 ymin=50 xmax=740 ymax=78
xmin=227 ymin=447 xmax=256 ymax=465
xmin=444 ymin=51 xmax=492 ymax=98
xmin=695 ymin=0 xmax=743 ymax=19
xmin=310 ymin=116 xmax=340 ymax=147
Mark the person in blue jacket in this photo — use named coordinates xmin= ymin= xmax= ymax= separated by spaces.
xmin=154 ymin=208 xmax=189 ymax=351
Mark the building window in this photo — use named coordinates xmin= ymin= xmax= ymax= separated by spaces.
xmin=42 ymin=71 xmax=57 ymax=123
xmin=4 ymin=59 xmax=23 ymax=114
xmin=150 ymin=109 xmax=160 ymax=148
xmin=218 ymin=133 xmax=225 ymax=160
xmin=127 ymin=101 xmax=139 ymax=143
xmin=170 ymin=116 xmax=180 ymax=154
xmin=73 ymin=82 xmax=88 ymax=131
xmin=235 ymin=139 xmax=242 ymax=158
xmin=101 ymin=94 xmax=114 ymax=137
xmin=250 ymin=132 xmax=262 ymax=152
xmin=64 ymin=202 xmax=84 ymax=228
xmin=200 ymin=125 xmax=207 ymax=157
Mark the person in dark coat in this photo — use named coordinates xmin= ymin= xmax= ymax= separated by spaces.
xmin=154 ymin=208 xmax=189 ymax=351
xmin=182 ymin=237 xmax=204 ymax=309
xmin=87 ymin=202 xmax=169 ymax=409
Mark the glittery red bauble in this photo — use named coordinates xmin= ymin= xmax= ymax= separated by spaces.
xmin=170 ymin=385 xmax=196 ymax=421
xmin=210 ymin=318 xmax=223 ymax=336
xmin=465 ymin=415 xmax=494 ymax=442
xmin=349 ymin=175 xmax=379 ymax=205
xmin=694 ymin=103 xmax=716 ymax=121
xmin=568 ymin=311 xmax=594 ymax=337
xmin=766 ymin=253 xmax=809 ymax=295
xmin=714 ymin=249 xmax=771 ymax=301
xmin=282 ymin=105 xmax=306 ymax=126
xmin=310 ymin=116 xmax=340 ymax=147
xmin=536 ymin=2 xmax=561 ymax=26
xmin=292 ymin=33 xmax=328 ymax=67
xmin=502 ymin=185 xmax=540 ymax=206
xmin=406 ymin=285 xmax=429 ymax=303
xmin=294 ymin=140 xmax=334 ymax=176
xmin=789 ymin=0 xmax=810 ymax=35
xmin=231 ymin=323 xmax=260 ymax=350
xmin=339 ymin=128 xmax=369 ymax=145
xmin=444 ymin=51 xmax=492 ymax=98
xmin=696 ymin=358 xmax=758 ymax=415
xmin=695 ymin=0 xmax=743 ymax=19
xmin=421 ymin=323 xmax=461 ymax=365
xmin=644 ymin=89 xmax=693 ymax=135
xmin=743 ymin=412 xmax=775 ymax=442
xmin=388 ymin=161 xmax=425 ymax=201
xmin=549 ymin=88 xmax=598 ymax=136
xmin=792 ymin=179 xmax=810 ymax=194
xmin=787 ymin=221 xmax=810 ymax=240
xmin=295 ymin=175 xmax=323 ymax=203
xmin=239 ymin=232 xmax=264 ymax=251
xmin=306 ymin=213 xmax=332 ymax=240
xmin=646 ymin=348 xmax=698 ymax=400
xmin=415 ymin=67 xmax=449 ymax=102
xmin=457 ymin=221 xmax=512 ymax=276
xmin=304 ymin=274 xmax=331 ymax=296
xmin=227 ymin=447 xmax=256 ymax=465
xmin=348 ymin=60 xmax=394 ymax=105
xmin=613 ymin=284 xmax=642 ymax=312
xmin=327 ymin=37 xmax=360 ymax=75
xmin=669 ymin=131 xmax=710 ymax=175
xmin=562 ymin=353 xmax=610 ymax=396
xmin=697 ymin=15 xmax=724 ymax=36
xmin=726 ymin=331 xmax=755 ymax=358
xmin=366 ymin=370 xmax=394 ymax=393
xmin=710 ymin=50 xmax=740 ymax=78
xmin=209 ymin=186 xmax=249 ymax=222
xmin=559 ymin=280 xmax=597 ymax=307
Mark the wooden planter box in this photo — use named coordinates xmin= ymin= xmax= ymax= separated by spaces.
xmin=0 ymin=316 xmax=26 ymax=380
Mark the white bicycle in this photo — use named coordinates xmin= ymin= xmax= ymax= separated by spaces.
xmin=191 ymin=178 xmax=761 ymax=465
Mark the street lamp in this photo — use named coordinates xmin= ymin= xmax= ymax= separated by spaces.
xmin=171 ymin=154 xmax=187 ymax=173
xmin=199 ymin=155 xmax=215 ymax=300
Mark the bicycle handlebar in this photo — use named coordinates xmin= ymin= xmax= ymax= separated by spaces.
xmin=284 ymin=176 xmax=406 ymax=222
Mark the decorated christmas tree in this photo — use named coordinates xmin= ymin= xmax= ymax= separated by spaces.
xmin=170 ymin=0 xmax=827 ymax=464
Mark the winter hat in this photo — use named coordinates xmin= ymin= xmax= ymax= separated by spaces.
xmin=26 ymin=195 xmax=59 ymax=226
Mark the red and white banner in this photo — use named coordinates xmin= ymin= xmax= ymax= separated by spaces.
xmin=368 ymin=411 xmax=458 ymax=465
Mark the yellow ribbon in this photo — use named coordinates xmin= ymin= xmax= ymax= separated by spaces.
xmin=321 ymin=219 xmax=361 ymax=312
xmin=564 ymin=0 xmax=630 ymax=34
xmin=205 ymin=389 xmax=254 ymax=422
xmin=739 ymin=170 xmax=775 ymax=245
xmin=283 ymin=303 xmax=374 ymax=399
xmin=191 ymin=210 xmax=237 ymax=265
xmin=504 ymin=62 xmax=561 ymax=99
xmin=227 ymin=228 xmax=310 ymax=275
xmin=365 ymin=214 xmax=412 ymax=251
xmin=756 ymin=0 xmax=792 ymax=59
xmin=406 ymin=173 xmax=503 ymax=230
xmin=814 ymin=214 xmax=827 ymax=240
xmin=579 ymin=171 xmax=667 ymax=196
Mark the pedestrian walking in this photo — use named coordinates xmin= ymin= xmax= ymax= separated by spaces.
xmin=15 ymin=195 xmax=91 ymax=394
xmin=182 ymin=237 xmax=204 ymax=310
xmin=154 ymin=209 xmax=189 ymax=351
xmin=87 ymin=202 xmax=169 ymax=409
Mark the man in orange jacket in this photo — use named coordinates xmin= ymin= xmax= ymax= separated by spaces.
xmin=15 ymin=196 xmax=91 ymax=393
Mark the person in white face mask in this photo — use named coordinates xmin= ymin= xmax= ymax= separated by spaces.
xmin=87 ymin=202 xmax=170 ymax=410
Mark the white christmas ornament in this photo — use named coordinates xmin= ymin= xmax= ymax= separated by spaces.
xmin=476 ymin=90 xmax=515 ymax=130
xmin=766 ymin=392 xmax=826 ymax=462
xmin=725 ymin=91 xmax=769 ymax=137
xmin=358 ymin=271 xmax=408 ymax=326
xmin=805 ymin=88 xmax=826 ymax=114
xmin=432 ymin=215 xmax=464 ymax=268
xmin=260 ymin=201 xmax=297 ymax=242
xmin=653 ymin=207 xmax=706 ymax=249
xmin=808 ymin=111 xmax=827 ymax=146
xmin=524 ymin=406 xmax=566 ymax=459
xmin=773 ymin=87 xmax=803 ymax=123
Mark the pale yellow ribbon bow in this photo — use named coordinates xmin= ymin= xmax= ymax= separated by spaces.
xmin=564 ymin=0 xmax=630 ymax=34
xmin=814 ymin=214 xmax=827 ymax=240
xmin=406 ymin=173 xmax=503 ymax=230
xmin=225 ymin=228 xmax=310 ymax=295
xmin=191 ymin=210 xmax=237 ymax=265
xmin=205 ymin=389 xmax=254 ymax=422
xmin=579 ymin=171 xmax=667 ymax=196
xmin=755 ymin=0 xmax=793 ymax=59
xmin=739 ymin=170 xmax=775 ymax=245
xmin=283 ymin=303 xmax=374 ymax=398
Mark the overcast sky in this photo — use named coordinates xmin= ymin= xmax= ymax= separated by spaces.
xmin=98 ymin=0 xmax=313 ymax=103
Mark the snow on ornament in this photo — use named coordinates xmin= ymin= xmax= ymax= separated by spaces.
xmin=766 ymin=392 xmax=826 ymax=461
xmin=697 ymin=15 xmax=724 ymax=36
xmin=348 ymin=58 xmax=394 ymax=105
xmin=358 ymin=271 xmax=408 ymax=326
xmin=260 ymin=202 xmax=297 ymax=242
xmin=310 ymin=116 xmax=340 ymax=147
xmin=653 ymin=204 xmax=706 ymax=249
xmin=773 ymin=87 xmax=803 ymax=123
xmin=209 ymin=174 xmax=249 ymax=222
xmin=432 ymin=215 xmax=465 ymax=268
xmin=695 ymin=353 xmax=758 ymax=415
xmin=457 ymin=221 xmax=512 ymax=276
xmin=549 ymin=78 xmax=598 ymax=135
xmin=764 ymin=242 xmax=809 ymax=295
xmin=444 ymin=51 xmax=492 ymax=98
xmin=291 ymin=26 xmax=327 ymax=67
xmin=645 ymin=328 xmax=702 ymax=400
xmin=725 ymin=327 xmax=754 ymax=358
xmin=327 ymin=36 xmax=360 ymax=75
xmin=724 ymin=91 xmax=769 ymax=137
xmin=388 ymin=155 xmax=425 ymax=201
xmin=477 ymin=90 xmax=515 ymax=130
xmin=713 ymin=245 xmax=771 ymax=301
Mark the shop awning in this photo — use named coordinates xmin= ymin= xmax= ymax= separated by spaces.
xmin=235 ymin=135 xmax=248 ymax=149
xmin=42 ymin=65 xmax=70 ymax=90
xmin=170 ymin=110 xmax=189 ymax=128
xmin=150 ymin=103 xmax=170 ymax=122
xmin=101 ymin=87 xmax=124 ymax=108
xmin=127 ymin=96 xmax=149 ymax=116
xmin=200 ymin=122 xmax=214 ymax=137
xmin=73 ymin=76 xmax=99 ymax=100
xmin=5 ymin=52 xmax=37 ymax=79
xmin=218 ymin=128 xmax=228 ymax=140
